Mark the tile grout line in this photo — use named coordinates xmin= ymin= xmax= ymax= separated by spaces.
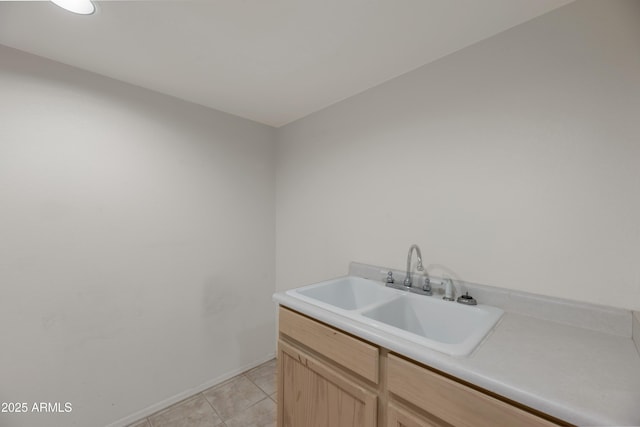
xmin=200 ymin=390 xmax=227 ymax=426
xmin=130 ymin=359 xmax=276 ymax=427
xmin=243 ymin=373 xmax=270 ymax=396
xmin=203 ymin=373 xmax=268 ymax=423
xmin=222 ymin=396 xmax=275 ymax=427
xmin=244 ymin=363 xmax=278 ymax=404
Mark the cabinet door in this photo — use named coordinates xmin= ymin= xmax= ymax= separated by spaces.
xmin=278 ymin=340 xmax=377 ymax=427
xmin=388 ymin=402 xmax=449 ymax=427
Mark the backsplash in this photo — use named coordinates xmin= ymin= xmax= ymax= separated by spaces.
xmin=634 ymin=313 xmax=640 ymax=355
xmin=349 ymin=262 xmax=632 ymax=338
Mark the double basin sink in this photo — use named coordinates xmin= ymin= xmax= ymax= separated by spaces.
xmin=285 ymin=276 xmax=504 ymax=356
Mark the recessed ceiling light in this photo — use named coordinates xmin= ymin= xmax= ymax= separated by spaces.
xmin=50 ymin=0 xmax=95 ymax=15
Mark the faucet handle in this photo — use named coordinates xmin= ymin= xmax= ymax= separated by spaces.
xmin=385 ymin=271 xmax=395 ymax=284
xmin=422 ymin=276 xmax=432 ymax=295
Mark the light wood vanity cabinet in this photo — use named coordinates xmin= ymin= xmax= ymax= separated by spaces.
xmin=277 ymin=307 xmax=566 ymax=427
xmin=277 ymin=307 xmax=378 ymax=427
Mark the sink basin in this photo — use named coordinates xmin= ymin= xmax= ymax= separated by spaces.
xmin=287 ymin=276 xmax=398 ymax=311
xmin=282 ymin=275 xmax=503 ymax=356
xmin=361 ymin=295 xmax=503 ymax=356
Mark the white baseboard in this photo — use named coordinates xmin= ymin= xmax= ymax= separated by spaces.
xmin=106 ymin=352 xmax=276 ymax=427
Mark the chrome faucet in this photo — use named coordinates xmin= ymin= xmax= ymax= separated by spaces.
xmin=403 ymin=244 xmax=424 ymax=287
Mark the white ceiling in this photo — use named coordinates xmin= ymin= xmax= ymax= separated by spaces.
xmin=0 ymin=0 xmax=573 ymax=127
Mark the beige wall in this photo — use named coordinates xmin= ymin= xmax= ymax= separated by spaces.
xmin=0 ymin=45 xmax=276 ymax=427
xmin=276 ymin=0 xmax=640 ymax=311
xmin=2 ymin=1 xmax=640 ymax=425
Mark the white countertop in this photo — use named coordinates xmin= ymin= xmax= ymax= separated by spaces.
xmin=467 ymin=313 xmax=640 ymax=426
xmin=273 ymin=277 xmax=640 ymax=426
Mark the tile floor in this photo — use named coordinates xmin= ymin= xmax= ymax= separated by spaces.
xmin=128 ymin=359 xmax=277 ymax=427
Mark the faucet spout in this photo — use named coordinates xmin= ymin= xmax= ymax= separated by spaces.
xmin=403 ymin=244 xmax=424 ymax=287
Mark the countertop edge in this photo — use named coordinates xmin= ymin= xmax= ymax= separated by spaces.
xmin=349 ymin=262 xmax=633 ymax=337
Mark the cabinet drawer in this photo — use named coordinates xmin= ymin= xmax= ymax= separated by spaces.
xmin=387 ymin=354 xmax=559 ymax=427
xmin=278 ymin=307 xmax=379 ymax=383
xmin=388 ymin=402 xmax=449 ymax=427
